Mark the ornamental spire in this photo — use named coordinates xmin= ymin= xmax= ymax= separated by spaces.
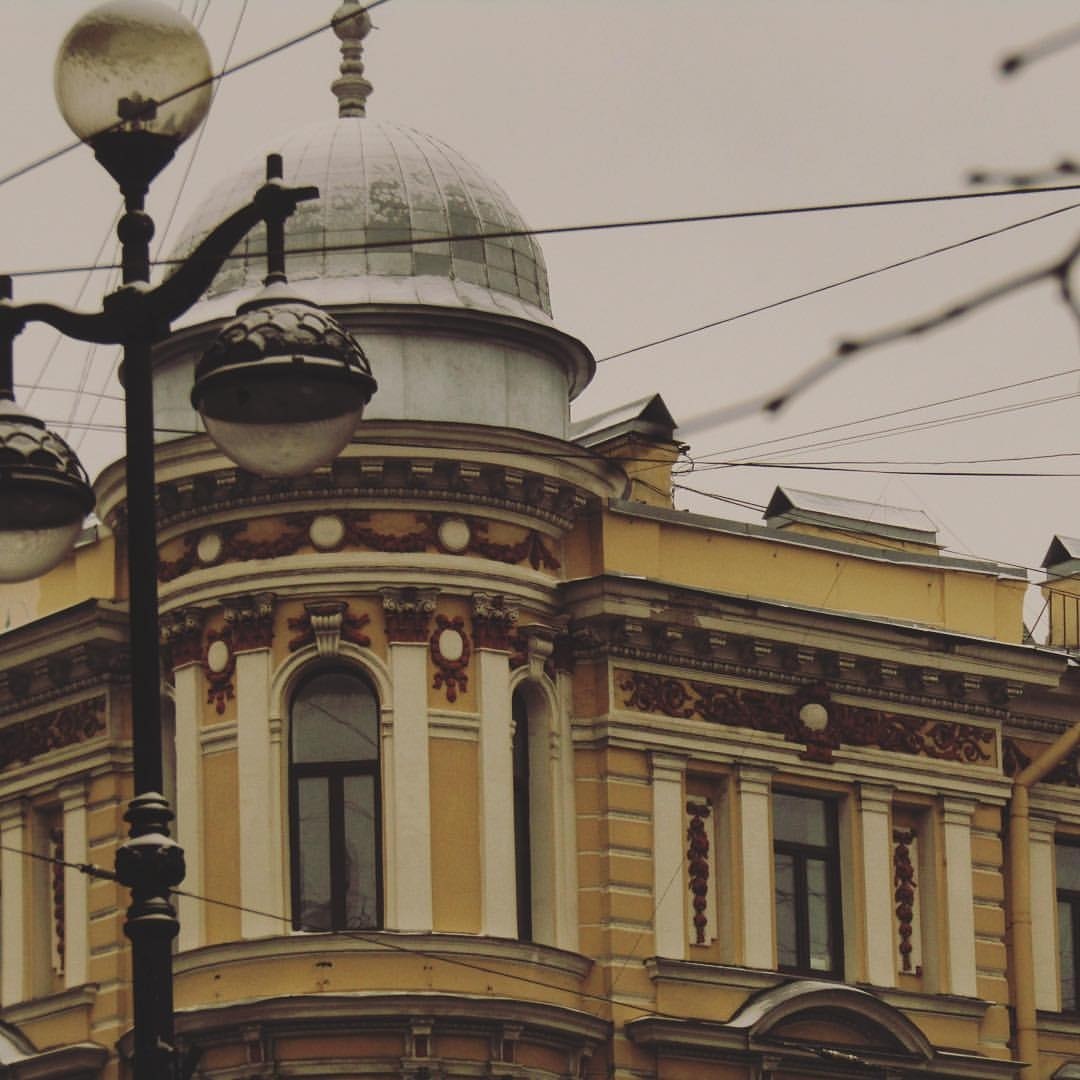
xmin=331 ymin=1 xmax=373 ymax=117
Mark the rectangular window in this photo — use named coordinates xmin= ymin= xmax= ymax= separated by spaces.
xmin=773 ymin=791 xmax=843 ymax=977
xmin=1057 ymin=842 xmax=1080 ymax=1011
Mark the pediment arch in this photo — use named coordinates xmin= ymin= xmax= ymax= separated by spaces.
xmin=731 ymin=980 xmax=934 ymax=1062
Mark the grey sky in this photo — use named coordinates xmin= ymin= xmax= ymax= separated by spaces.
xmin=2 ymin=1 xmax=1080 ymax=632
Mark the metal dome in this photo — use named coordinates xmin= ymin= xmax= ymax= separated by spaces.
xmin=169 ymin=117 xmax=552 ymax=325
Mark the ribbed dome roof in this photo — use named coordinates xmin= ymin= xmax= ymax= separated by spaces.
xmin=169 ymin=117 xmax=552 ymax=323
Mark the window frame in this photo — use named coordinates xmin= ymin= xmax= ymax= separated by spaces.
xmin=512 ymin=688 xmax=533 ymax=942
xmin=1057 ymin=838 xmax=1080 ymax=1012
xmin=772 ymin=789 xmax=845 ymax=978
xmin=288 ymin=667 xmax=383 ymax=933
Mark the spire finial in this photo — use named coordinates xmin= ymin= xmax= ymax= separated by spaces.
xmin=332 ymin=1 xmax=372 ymax=117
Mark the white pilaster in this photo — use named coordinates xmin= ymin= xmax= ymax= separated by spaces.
xmin=1030 ymin=815 xmax=1059 ymax=1012
xmin=477 ymin=648 xmax=515 ymax=937
xmin=941 ymin=796 xmax=977 ymax=996
xmin=173 ymin=662 xmax=203 ymax=951
xmin=236 ymin=648 xmax=282 ymax=937
xmin=387 ymin=642 xmax=432 ymax=930
xmin=0 ymin=801 xmax=27 ymax=1005
xmin=736 ymin=766 xmax=774 ymax=969
xmin=58 ymin=782 xmax=88 ymax=988
xmin=858 ymin=783 xmax=895 ymax=987
xmin=652 ymin=754 xmax=689 ymax=958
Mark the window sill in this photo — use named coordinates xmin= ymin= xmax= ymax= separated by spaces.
xmin=176 ymin=931 xmax=593 ymax=982
xmin=1037 ymin=1009 xmax=1080 ymax=1037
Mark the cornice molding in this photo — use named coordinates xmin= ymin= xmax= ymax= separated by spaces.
xmin=570 ymin=614 xmax=1016 ymax=720
xmin=101 ymin=445 xmax=604 ymax=540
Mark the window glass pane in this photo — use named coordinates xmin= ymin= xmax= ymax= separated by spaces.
xmin=297 ymin=777 xmax=331 ymax=930
xmin=807 ymin=857 xmax=834 ymax=972
xmin=1061 ymin=899 xmax=1077 ymax=1011
xmin=343 ymin=775 xmax=378 ymax=929
xmin=1058 ymin=844 xmax=1080 ymax=892
xmin=293 ymin=671 xmax=378 ymax=763
xmin=775 ymin=852 xmax=798 ymax=968
xmin=774 ymin=792 xmax=828 ymax=846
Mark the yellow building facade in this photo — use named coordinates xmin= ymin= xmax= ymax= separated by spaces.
xmin=7 ymin=6 xmax=1080 ymax=1080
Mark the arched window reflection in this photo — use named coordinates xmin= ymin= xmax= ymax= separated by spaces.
xmin=289 ymin=669 xmax=381 ymax=931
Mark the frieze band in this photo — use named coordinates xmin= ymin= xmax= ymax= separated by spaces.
xmin=617 ymin=670 xmax=996 ymax=767
xmin=158 ymin=510 xmax=561 ymax=582
xmin=0 ymin=695 xmax=107 ymax=771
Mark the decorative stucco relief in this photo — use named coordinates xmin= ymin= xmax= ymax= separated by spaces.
xmin=686 ymin=800 xmax=711 ymax=945
xmin=431 ymin=615 xmax=471 ymax=703
xmin=616 ymin=670 xmax=996 ymax=767
xmin=893 ymin=827 xmax=917 ymax=973
xmin=158 ymin=511 xmax=561 ymax=582
xmin=1003 ymin=736 xmax=1080 ymax=786
xmin=0 ymin=695 xmax=107 ymax=770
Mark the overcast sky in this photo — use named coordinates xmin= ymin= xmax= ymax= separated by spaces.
xmin=4 ymin=1 xmax=1080 ymax=635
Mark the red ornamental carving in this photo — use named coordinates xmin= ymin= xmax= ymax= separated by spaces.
xmin=618 ymin=671 xmax=994 ymax=766
xmin=50 ymin=827 xmax=64 ymax=973
xmin=204 ymin=630 xmax=236 ymax=715
xmin=348 ymin=515 xmax=433 ymax=553
xmin=0 ymin=696 xmax=107 ymax=770
xmin=431 ymin=615 xmax=471 ymax=703
xmin=686 ymin=801 xmax=711 ymax=945
xmin=893 ymin=828 xmax=917 ymax=973
xmin=469 ymin=523 xmax=561 ymax=571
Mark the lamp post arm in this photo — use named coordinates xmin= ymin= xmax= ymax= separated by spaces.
xmin=0 ymin=299 xmax=125 ymax=346
xmin=148 ymin=175 xmax=319 ymax=325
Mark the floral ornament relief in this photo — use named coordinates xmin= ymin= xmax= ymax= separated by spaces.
xmin=203 ymin=630 xmax=236 ymax=715
xmin=618 ymin=671 xmax=995 ymax=767
xmin=0 ymin=696 xmax=107 ymax=770
xmin=686 ymin=800 xmax=711 ymax=945
xmin=893 ymin=828 xmax=918 ymax=974
xmin=431 ymin=615 xmax=471 ymax=703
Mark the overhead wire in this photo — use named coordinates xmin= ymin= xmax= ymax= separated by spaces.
xmin=696 ymin=367 xmax=1080 ymax=460
xmin=8 ymin=185 xmax=1080 ymax=283
xmin=703 ymin=390 xmax=1080 ymax=465
xmin=597 ymin=199 xmax=1080 ymax=364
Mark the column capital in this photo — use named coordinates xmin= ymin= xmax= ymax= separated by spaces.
xmin=736 ymin=764 xmax=774 ymax=797
xmin=471 ymin=592 xmax=519 ymax=651
xmin=1029 ymin=813 xmax=1057 ymax=842
xmin=650 ymin=751 xmax=688 ymax=784
xmin=941 ymin=796 xmax=977 ymax=827
xmin=58 ymin=779 xmax=88 ymax=811
xmin=858 ymin=782 xmax=894 ymax=814
xmin=382 ymin=587 xmax=437 ymax=643
xmin=0 ymin=799 xmax=27 ymax=829
xmin=224 ymin=591 xmax=275 ymax=652
xmin=159 ymin=605 xmax=207 ymax=669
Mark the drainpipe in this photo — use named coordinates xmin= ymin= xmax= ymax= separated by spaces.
xmin=1008 ymin=718 xmax=1080 ymax=1077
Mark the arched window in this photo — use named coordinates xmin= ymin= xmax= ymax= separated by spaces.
xmin=512 ymin=683 xmax=556 ymax=945
xmin=512 ymin=689 xmax=533 ymax=942
xmin=289 ymin=669 xmax=381 ymax=931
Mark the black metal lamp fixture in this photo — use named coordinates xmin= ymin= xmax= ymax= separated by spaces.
xmin=0 ymin=3 xmax=377 ymax=1078
xmin=191 ymin=155 xmax=377 ymax=477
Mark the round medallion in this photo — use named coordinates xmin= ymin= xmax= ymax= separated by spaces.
xmin=206 ymin=639 xmax=231 ymax=674
xmin=437 ymin=627 xmax=465 ymax=662
xmin=309 ymin=514 xmax=346 ymax=551
xmin=437 ymin=517 xmax=471 ymax=554
xmin=798 ymin=702 xmax=829 ymax=732
xmin=196 ymin=531 xmax=223 ymax=564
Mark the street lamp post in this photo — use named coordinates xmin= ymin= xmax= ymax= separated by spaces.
xmin=0 ymin=3 xmax=376 ymax=1078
